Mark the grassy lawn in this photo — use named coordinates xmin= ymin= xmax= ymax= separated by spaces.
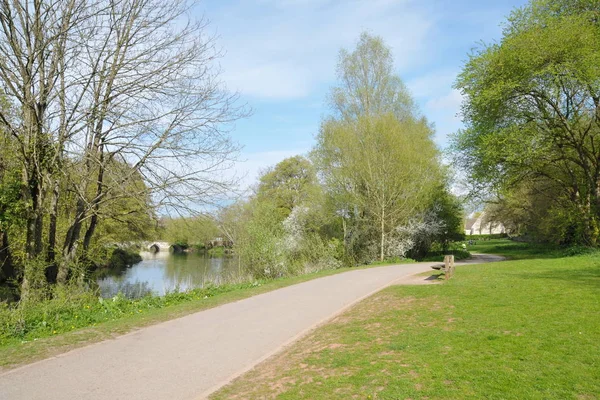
xmin=0 ymin=265 xmax=387 ymax=370
xmin=212 ymin=243 xmax=600 ymax=399
xmin=466 ymin=238 xmax=592 ymax=260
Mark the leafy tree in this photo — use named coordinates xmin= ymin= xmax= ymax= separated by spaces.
xmin=0 ymin=141 xmax=22 ymax=284
xmin=256 ymin=156 xmax=321 ymax=219
xmin=431 ymin=189 xmax=466 ymax=251
xmin=217 ymin=201 xmax=248 ymax=247
xmin=454 ymin=0 xmax=600 ymax=245
xmin=236 ymin=200 xmax=285 ymax=279
xmin=314 ymin=33 xmax=443 ymax=262
xmin=484 ymin=178 xmax=578 ymax=243
xmin=331 ymin=32 xmax=415 ymax=122
xmin=162 ymin=216 xmax=219 ymax=248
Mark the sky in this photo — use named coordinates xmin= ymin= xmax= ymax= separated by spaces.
xmin=197 ymin=0 xmax=529 ymax=189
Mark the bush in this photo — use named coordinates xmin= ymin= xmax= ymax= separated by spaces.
xmin=106 ymin=248 xmax=142 ymax=269
xmin=237 ymin=201 xmax=286 ymax=279
xmin=560 ymin=246 xmax=599 ymax=257
xmin=465 ymin=233 xmax=508 ymax=240
xmin=207 ymin=246 xmax=225 ymax=257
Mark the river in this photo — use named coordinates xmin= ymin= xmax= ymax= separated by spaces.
xmin=96 ymin=251 xmax=240 ymax=298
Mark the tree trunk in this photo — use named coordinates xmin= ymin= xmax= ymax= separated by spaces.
xmin=58 ymin=198 xmax=87 ymax=284
xmin=21 ymin=163 xmax=45 ymax=298
xmin=83 ymin=159 xmax=105 ymax=252
xmin=0 ymin=228 xmax=14 ymax=284
xmin=341 ymin=216 xmax=347 ymax=249
xmin=45 ymin=178 xmax=60 ymax=283
xmin=23 ymin=166 xmax=44 ymax=260
xmin=380 ymin=207 xmax=385 ymax=262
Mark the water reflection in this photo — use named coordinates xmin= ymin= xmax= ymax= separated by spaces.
xmin=97 ymin=251 xmax=238 ymax=297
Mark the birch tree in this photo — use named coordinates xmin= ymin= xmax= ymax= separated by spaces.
xmin=315 ymin=114 xmax=440 ymax=261
xmin=314 ymin=33 xmax=443 ymax=262
xmin=330 ymin=32 xmax=415 ymax=122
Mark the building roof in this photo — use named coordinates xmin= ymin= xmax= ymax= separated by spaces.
xmin=465 ymin=218 xmax=478 ymax=230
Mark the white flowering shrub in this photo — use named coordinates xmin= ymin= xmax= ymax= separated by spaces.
xmin=238 ymin=202 xmax=345 ymax=280
xmin=281 ymin=206 xmax=343 ymax=274
xmin=282 ymin=206 xmax=310 ymax=253
xmin=386 ymin=208 xmax=446 ymax=259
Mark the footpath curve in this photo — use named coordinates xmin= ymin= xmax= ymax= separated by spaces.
xmin=0 ymin=254 xmax=503 ymax=400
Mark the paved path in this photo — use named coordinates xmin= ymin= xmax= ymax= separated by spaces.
xmin=0 ymin=255 xmax=503 ymax=400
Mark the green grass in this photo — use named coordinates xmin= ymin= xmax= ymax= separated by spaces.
xmin=367 ymin=257 xmax=417 ymax=266
xmin=467 ymin=238 xmax=598 ymax=260
xmin=0 ymin=264 xmax=389 ymax=370
xmin=212 ymin=243 xmax=600 ymax=399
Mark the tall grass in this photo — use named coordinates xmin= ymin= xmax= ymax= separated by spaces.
xmin=0 ymin=280 xmax=264 ymax=344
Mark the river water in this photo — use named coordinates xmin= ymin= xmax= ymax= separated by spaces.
xmin=96 ymin=251 xmax=240 ymax=298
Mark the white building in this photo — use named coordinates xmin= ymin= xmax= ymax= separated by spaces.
xmin=465 ymin=213 xmax=506 ymax=236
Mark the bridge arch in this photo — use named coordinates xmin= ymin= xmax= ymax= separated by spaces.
xmin=169 ymin=244 xmax=183 ymax=253
xmin=147 ymin=241 xmax=171 ymax=253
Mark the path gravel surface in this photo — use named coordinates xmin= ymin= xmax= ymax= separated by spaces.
xmin=0 ymin=255 xmax=503 ymax=400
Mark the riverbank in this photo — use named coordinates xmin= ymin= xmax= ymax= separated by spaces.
xmin=1 ymin=257 xmax=507 ymax=400
xmin=0 ymin=262 xmax=415 ymax=370
xmin=211 ymin=240 xmax=600 ymax=399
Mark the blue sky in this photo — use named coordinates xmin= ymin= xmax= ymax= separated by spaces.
xmin=198 ymin=0 xmax=528 ymax=188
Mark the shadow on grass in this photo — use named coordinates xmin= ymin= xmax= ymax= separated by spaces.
xmin=514 ymin=265 xmax=600 ymax=289
xmin=469 ymin=239 xmax=599 ymax=261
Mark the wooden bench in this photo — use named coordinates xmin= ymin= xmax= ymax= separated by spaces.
xmin=431 ymin=255 xmax=455 ymax=280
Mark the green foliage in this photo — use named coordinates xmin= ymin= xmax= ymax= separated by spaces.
xmin=560 ymin=245 xmax=598 ymax=257
xmin=207 ymin=247 xmax=226 ymax=257
xmin=0 ymin=281 xmax=266 ymax=343
xmin=91 ymin=161 xmax=159 ymax=245
xmin=0 ymin=168 xmax=25 ymax=228
xmin=432 ymin=189 xmax=465 ymax=243
xmin=314 ymin=32 xmax=447 ymax=263
xmin=315 ymin=108 xmax=442 ymax=262
xmin=454 ymin=0 xmax=600 ymax=245
xmin=256 ymin=156 xmax=321 ymax=219
xmin=330 ymin=32 xmax=416 ymax=121
xmin=235 ymin=155 xmax=346 ymax=280
xmin=161 ymin=216 xmax=220 ymax=247
xmin=236 ymin=200 xmax=286 ymax=279
xmin=106 ymin=248 xmax=142 ymax=270
xmin=464 ymin=233 xmax=508 ymax=240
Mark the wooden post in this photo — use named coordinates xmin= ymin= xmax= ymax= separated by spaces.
xmin=444 ymin=255 xmax=455 ymax=280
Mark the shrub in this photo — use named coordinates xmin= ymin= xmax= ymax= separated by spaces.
xmin=107 ymin=248 xmax=142 ymax=269
xmin=0 ymin=280 xmax=267 ymax=343
xmin=561 ymin=246 xmax=599 ymax=257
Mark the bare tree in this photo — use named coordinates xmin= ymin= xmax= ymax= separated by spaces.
xmin=0 ymin=0 xmax=246 ymax=291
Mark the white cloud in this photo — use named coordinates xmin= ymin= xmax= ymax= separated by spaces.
xmin=424 ymin=89 xmax=464 ymax=146
xmin=223 ymin=62 xmax=313 ymax=99
xmin=210 ymin=0 xmax=436 ymax=100
xmin=426 ymin=89 xmax=463 ymax=111
xmin=257 ymin=0 xmax=335 ymax=8
xmin=407 ymin=69 xmax=458 ymax=98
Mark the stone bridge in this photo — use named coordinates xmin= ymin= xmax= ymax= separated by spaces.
xmin=146 ymin=241 xmax=183 ymax=253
